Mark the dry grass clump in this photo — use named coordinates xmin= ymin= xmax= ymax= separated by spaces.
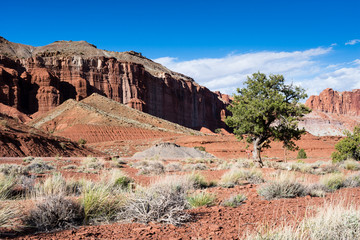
xmin=62 ymin=164 xmax=78 ymax=170
xmin=264 ymin=160 xmax=341 ymax=175
xmin=248 ymin=202 xmax=360 ymax=239
xmin=165 ymin=162 xmax=183 ymax=172
xmin=110 ymin=157 xmax=127 ymax=168
xmin=0 ymin=173 xmax=16 ymax=200
xmin=187 ymin=191 xmax=216 ymax=208
xmin=340 ymin=159 xmax=360 ymax=171
xmin=102 ymin=169 xmax=134 ymax=191
xmin=221 ymin=194 xmax=247 ymax=207
xmin=25 ymin=159 xmax=54 ymax=174
xmin=0 ymin=204 xmax=19 ymax=228
xmin=216 ymin=161 xmax=233 ymax=170
xmin=258 ymin=173 xmax=308 ymax=200
xmin=183 ymin=163 xmax=208 ymax=171
xmin=23 ymin=195 xmax=84 ymax=232
xmin=185 ymin=158 xmax=217 ymax=164
xmin=0 ymin=164 xmax=28 ymax=176
xmin=344 ymin=173 xmax=360 ymax=188
xmin=80 ymin=157 xmax=105 ymax=171
xmin=233 ymin=159 xmax=255 ymax=168
xmin=119 ymin=175 xmax=191 ymax=226
xmin=133 ymin=161 xmax=165 ymax=175
xmin=220 ymin=168 xmax=264 ymax=188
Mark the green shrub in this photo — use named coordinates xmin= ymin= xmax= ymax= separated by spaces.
xmin=187 ymin=192 xmax=216 ymax=208
xmin=214 ymin=128 xmax=222 ymax=134
xmin=332 ymin=126 xmax=360 ymax=163
xmin=320 ymin=173 xmax=344 ymax=191
xmin=78 ymin=138 xmax=87 ymax=146
xmin=221 ymin=194 xmax=247 ymax=207
xmin=194 ymin=146 xmax=206 ymax=152
xmin=188 ymin=173 xmax=215 ymax=189
xmin=23 ymin=195 xmax=84 ymax=232
xmin=297 ymin=149 xmax=307 ymax=159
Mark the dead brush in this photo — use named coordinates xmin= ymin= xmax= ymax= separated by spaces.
xmin=119 ymin=175 xmax=191 ymax=225
xmin=133 ymin=160 xmax=165 ymax=175
xmin=23 ymin=195 xmax=84 ymax=232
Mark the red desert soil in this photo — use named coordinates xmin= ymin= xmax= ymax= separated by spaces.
xmin=0 ymin=113 xmax=101 ymax=157
xmin=12 ymin=187 xmax=360 ymax=240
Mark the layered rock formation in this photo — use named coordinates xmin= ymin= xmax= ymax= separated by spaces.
xmin=0 ymin=113 xmax=100 ymax=157
xmin=0 ymin=37 xmax=230 ymax=130
xmin=306 ymin=88 xmax=360 ymax=116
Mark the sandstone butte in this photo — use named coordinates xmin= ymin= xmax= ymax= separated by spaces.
xmin=306 ymin=88 xmax=360 ymax=116
xmin=0 ymin=36 xmax=230 ymax=131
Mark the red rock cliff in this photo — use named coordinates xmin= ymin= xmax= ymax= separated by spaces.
xmin=305 ymin=88 xmax=360 ymax=116
xmin=0 ymin=54 xmax=228 ymax=130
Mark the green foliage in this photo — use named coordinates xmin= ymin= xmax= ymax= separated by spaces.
xmin=297 ymin=149 xmax=307 ymax=159
xmin=194 ymin=146 xmax=206 ymax=152
xmin=332 ymin=126 xmax=360 ymax=163
xmin=187 ymin=192 xmax=216 ymax=207
xmin=214 ymin=128 xmax=222 ymax=134
xmin=225 ymin=72 xmax=310 ymax=165
xmin=221 ymin=194 xmax=247 ymax=207
xmin=78 ymin=138 xmax=87 ymax=146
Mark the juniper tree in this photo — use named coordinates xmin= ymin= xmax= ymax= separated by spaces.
xmin=225 ymin=72 xmax=311 ymax=167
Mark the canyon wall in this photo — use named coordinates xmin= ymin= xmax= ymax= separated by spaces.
xmin=306 ymin=88 xmax=360 ymax=116
xmin=0 ymin=54 xmax=229 ymax=130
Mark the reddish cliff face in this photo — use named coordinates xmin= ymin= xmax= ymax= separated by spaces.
xmin=306 ymin=88 xmax=360 ymax=116
xmin=0 ymin=44 xmax=229 ymax=130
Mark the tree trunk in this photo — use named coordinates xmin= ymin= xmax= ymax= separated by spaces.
xmin=253 ymin=138 xmax=264 ymax=168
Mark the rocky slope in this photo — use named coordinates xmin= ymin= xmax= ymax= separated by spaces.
xmin=29 ymin=93 xmax=202 ymax=144
xmin=0 ymin=37 xmax=229 ymax=131
xmin=0 ymin=113 xmax=100 ymax=157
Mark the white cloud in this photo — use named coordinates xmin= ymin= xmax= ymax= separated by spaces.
xmin=294 ymin=64 xmax=360 ymax=96
xmin=345 ymin=39 xmax=360 ymax=45
xmin=154 ymin=47 xmax=333 ymax=95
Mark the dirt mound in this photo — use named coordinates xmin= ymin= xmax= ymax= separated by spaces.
xmin=29 ymin=93 xmax=202 ymax=144
xmin=132 ymin=142 xmax=215 ymax=159
xmin=0 ymin=113 xmax=100 ymax=157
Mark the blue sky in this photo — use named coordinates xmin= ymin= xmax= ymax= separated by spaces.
xmin=2 ymin=0 xmax=360 ymax=96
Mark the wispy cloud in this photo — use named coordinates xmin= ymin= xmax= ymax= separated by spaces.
xmin=345 ymin=39 xmax=360 ymax=45
xmin=154 ymin=47 xmax=334 ymax=95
